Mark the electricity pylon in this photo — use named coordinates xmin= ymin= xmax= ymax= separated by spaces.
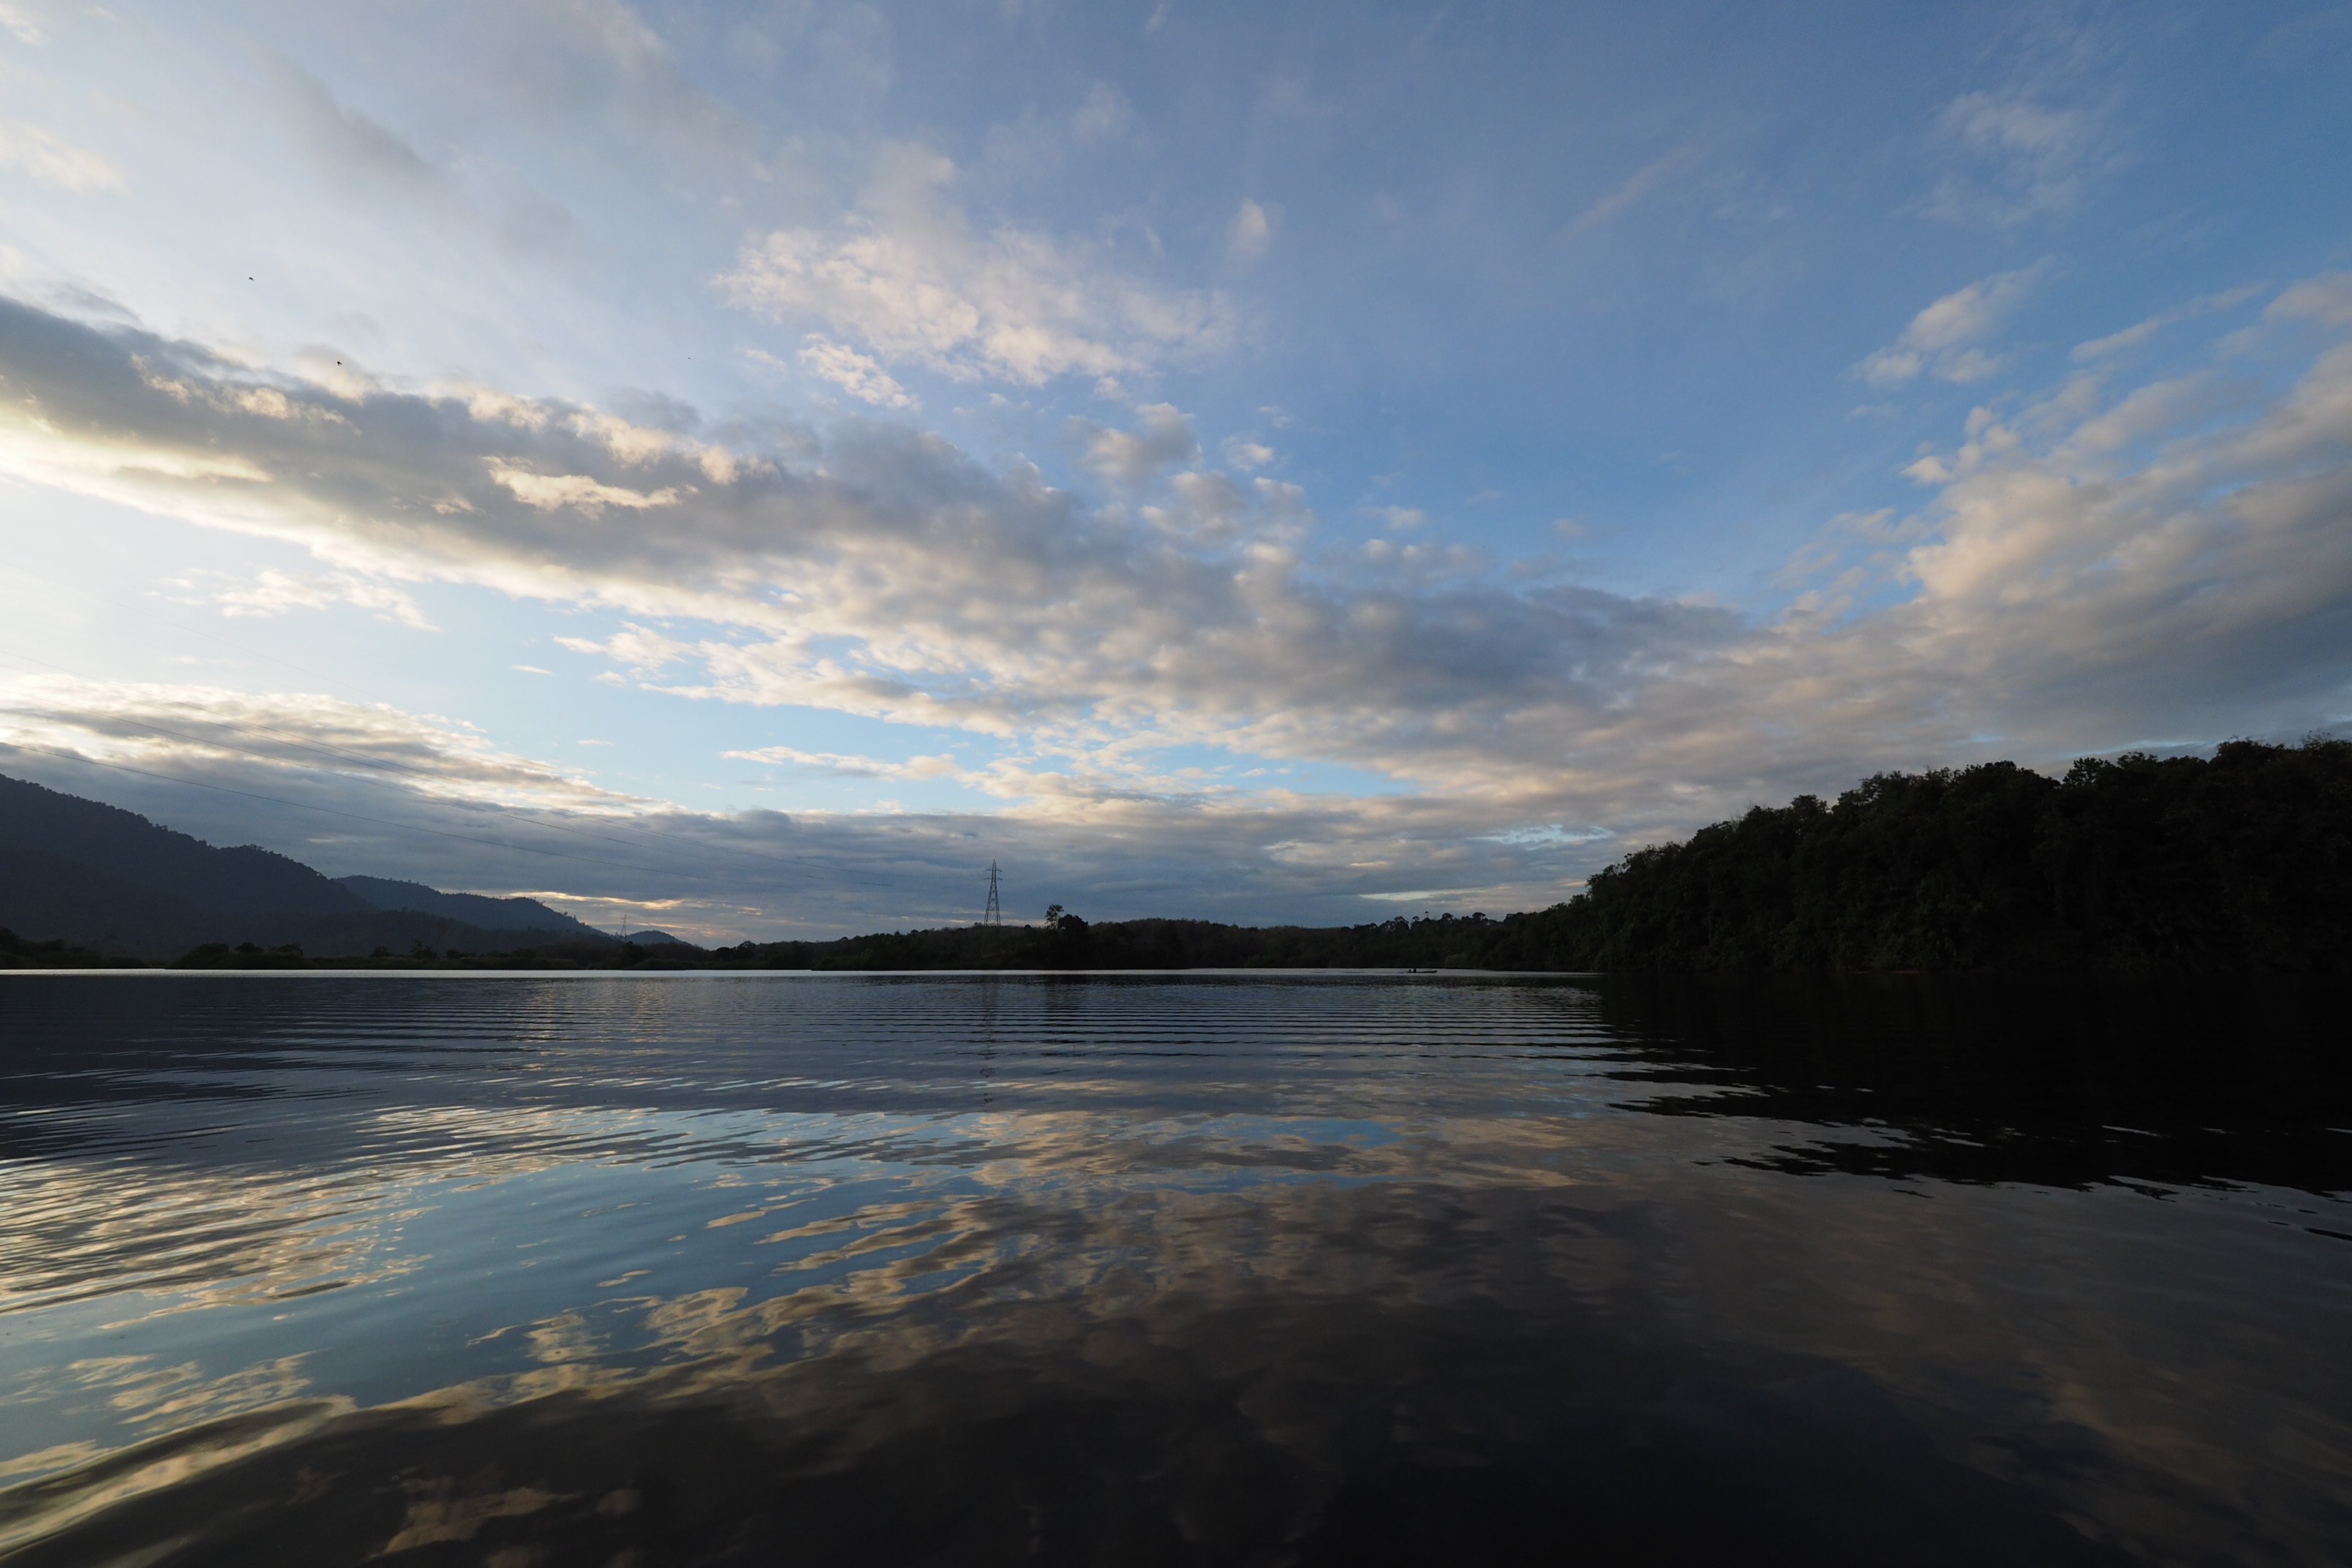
xmin=983 ymin=861 xmax=1003 ymax=927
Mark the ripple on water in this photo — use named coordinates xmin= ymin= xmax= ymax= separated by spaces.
xmin=1 ymin=972 xmax=2348 ymax=1566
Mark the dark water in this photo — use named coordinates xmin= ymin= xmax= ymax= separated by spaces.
xmin=1 ymin=972 xmax=2348 ymax=1567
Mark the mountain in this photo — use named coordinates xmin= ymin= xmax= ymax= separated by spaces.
xmin=336 ymin=875 xmax=609 ymax=941
xmin=0 ymin=772 xmax=632 ymax=958
xmin=0 ymin=772 xmax=369 ymax=919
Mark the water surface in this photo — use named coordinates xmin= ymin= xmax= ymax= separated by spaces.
xmin=1 ymin=971 xmax=2347 ymax=1565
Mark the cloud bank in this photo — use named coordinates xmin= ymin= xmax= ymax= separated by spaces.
xmin=1 ymin=272 xmax=2348 ymax=926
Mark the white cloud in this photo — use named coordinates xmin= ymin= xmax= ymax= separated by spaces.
xmin=2070 ymin=286 xmax=2266 ymax=362
xmin=796 ymin=336 xmax=918 ymax=409
xmin=1071 ymin=81 xmax=1136 ymax=143
xmin=0 ymin=118 xmax=124 ymax=192
xmin=1922 ymin=90 xmax=2109 ymax=227
xmin=486 ymin=461 xmax=683 ymax=513
xmin=0 ymin=693 xmax=1606 ymax=932
xmin=1856 ymin=265 xmax=2046 ymax=386
xmin=4 ymin=278 xmax=2351 ymax=916
xmin=2272 ymin=273 xmax=2352 ymax=329
xmin=1222 ymin=437 xmax=1276 ymax=471
xmin=207 ymin=568 xmax=437 ymax=630
xmin=1228 ymin=198 xmax=1277 ymax=260
xmin=723 ymin=744 xmax=972 ymax=783
xmin=0 ymin=3 xmax=45 ymax=45
xmin=0 ymin=671 xmax=636 ymax=816
xmin=718 ymin=146 xmax=1237 ymax=385
xmin=557 ymin=625 xmax=696 ymax=675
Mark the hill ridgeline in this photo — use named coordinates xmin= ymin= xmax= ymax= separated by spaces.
xmin=0 ymin=772 xmax=666 ymax=962
xmin=4 ymin=738 xmax=2347 ymax=971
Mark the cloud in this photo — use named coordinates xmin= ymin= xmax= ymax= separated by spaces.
xmin=265 ymin=56 xmax=442 ymax=195
xmin=0 ymin=4 xmax=45 ymax=45
xmin=1558 ymin=144 xmax=1701 ymax=243
xmin=1856 ymin=265 xmax=2046 ymax=386
xmin=1922 ymin=90 xmax=2110 ymax=227
xmin=487 ymin=461 xmax=683 ymax=513
xmin=795 ymin=336 xmax=918 ymax=409
xmin=2070 ymin=284 xmax=2267 ymax=361
xmin=1073 ymin=402 xmax=1197 ymax=485
xmin=0 ymin=671 xmax=638 ymax=816
xmin=1221 ymin=437 xmax=1275 ymax=471
xmin=723 ymin=744 xmax=971 ymax=782
xmin=260 ymin=55 xmax=583 ymax=255
xmin=0 ymin=701 xmax=1610 ymax=935
xmin=2272 ymin=273 xmax=2352 ymax=329
xmin=1071 ymin=81 xmax=1136 ymax=144
xmin=202 ymin=568 xmax=437 ymax=630
xmin=3 ymin=279 xmax=2351 ymax=923
xmin=0 ymin=118 xmax=124 ymax=192
xmin=1228 ymin=198 xmax=1277 ymax=260
xmin=718 ymin=146 xmax=1237 ymax=385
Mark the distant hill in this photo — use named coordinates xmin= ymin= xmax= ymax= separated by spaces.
xmin=336 ymin=875 xmax=609 ymax=941
xmin=0 ymin=773 xmax=630 ymax=960
xmin=0 ymin=772 xmax=368 ymax=919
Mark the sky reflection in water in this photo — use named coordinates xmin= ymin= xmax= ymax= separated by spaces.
xmin=1 ymin=973 xmax=2348 ymax=1566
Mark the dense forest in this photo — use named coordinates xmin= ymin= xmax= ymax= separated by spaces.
xmin=13 ymin=739 xmax=2348 ymax=973
xmin=1472 ymin=736 xmax=2352 ymax=973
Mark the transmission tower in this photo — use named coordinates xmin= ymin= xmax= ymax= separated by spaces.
xmin=982 ymin=861 xmax=1003 ymax=927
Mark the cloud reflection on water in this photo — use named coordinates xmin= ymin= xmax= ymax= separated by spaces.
xmin=1 ymin=974 xmax=2348 ymax=1564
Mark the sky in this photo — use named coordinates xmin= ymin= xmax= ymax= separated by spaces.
xmin=0 ymin=0 xmax=2348 ymax=941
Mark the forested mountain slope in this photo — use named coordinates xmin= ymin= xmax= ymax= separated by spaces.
xmin=0 ymin=772 xmax=367 ymax=918
xmin=0 ymin=773 xmax=618 ymax=959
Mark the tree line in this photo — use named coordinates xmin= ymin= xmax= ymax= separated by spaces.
xmin=1469 ymin=736 xmax=2352 ymax=972
xmin=60 ymin=737 xmax=2352 ymax=974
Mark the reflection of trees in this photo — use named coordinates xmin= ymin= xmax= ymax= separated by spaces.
xmin=1594 ymin=972 xmax=2352 ymax=1195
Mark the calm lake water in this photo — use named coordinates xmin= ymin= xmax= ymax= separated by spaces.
xmin=1 ymin=971 xmax=2348 ymax=1566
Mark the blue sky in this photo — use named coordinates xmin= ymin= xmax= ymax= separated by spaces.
xmin=1 ymin=0 xmax=2348 ymax=939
